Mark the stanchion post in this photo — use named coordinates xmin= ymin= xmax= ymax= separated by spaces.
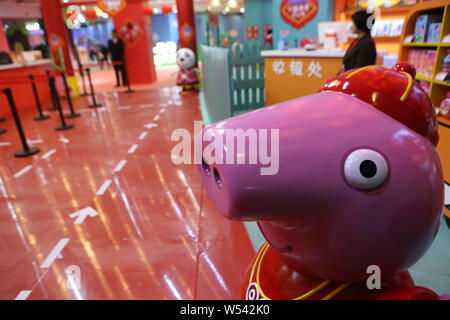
xmin=85 ymin=68 xmax=102 ymax=108
xmin=29 ymin=74 xmax=50 ymax=121
xmin=46 ymin=70 xmax=58 ymax=111
xmin=78 ymin=62 xmax=88 ymax=97
xmin=61 ymin=72 xmax=80 ymax=118
xmin=2 ymin=88 xmax=40 ymax=157
xmin=122 ymin=62 xmax=135 ymax=94
xmin=50 ymin=77 xmax=74 ymax=131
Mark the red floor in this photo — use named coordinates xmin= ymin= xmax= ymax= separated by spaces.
xmin=0 ymin=74 xmax=255 ymax=300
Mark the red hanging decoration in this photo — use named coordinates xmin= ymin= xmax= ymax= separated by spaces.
xmin=161 ymin=5 xmax=172 ymax=15
xmin=280 ymin=0 xmax=319 ymax=30
xmin=84 ymin=9 xmax=98 ymax=22
xmin=143 ymin=6 xmax=154 ymax=16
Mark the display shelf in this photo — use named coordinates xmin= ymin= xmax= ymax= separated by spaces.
xmin=344 ymin=5 xmax=413 ymax=16
xmin=374 ymin=36 xmax=401 ymax=40
xmin=402 ymin=42 xmax=439 ymax=47
xmin=434 ymin=80 xmax=450 ymax=87
xmin=399 ymin=1 xmax=450 ymax=108
xmin=416 ymin=76 xmax=432 ymax=82
xmin=438 ymin=115 xmax=450 ymax=128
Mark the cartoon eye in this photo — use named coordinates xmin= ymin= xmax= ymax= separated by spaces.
xmin=344 ymin=149 xmax=388 ymax=190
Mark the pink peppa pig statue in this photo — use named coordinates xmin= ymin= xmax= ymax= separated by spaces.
xmin=197 ymin=63 xmax=445 ymax=300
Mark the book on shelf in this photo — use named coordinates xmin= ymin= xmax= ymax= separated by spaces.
xmin=413 ymin=14 xmax=442 ymax=43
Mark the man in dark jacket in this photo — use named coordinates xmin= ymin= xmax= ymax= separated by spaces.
xmin=343 ymin=10 xmax=377 ymax=71
xmin=108 ymin=30 xmax=127 ymax=87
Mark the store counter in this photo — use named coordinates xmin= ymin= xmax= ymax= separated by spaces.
xmin=261 ymin=48 xmax=345 ymax=105
xmin=0 ymin=59 xmax=52 ymax=116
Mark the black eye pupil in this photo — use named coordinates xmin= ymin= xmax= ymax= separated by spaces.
xmin=360 ymin=160 xmax=377 ymax=178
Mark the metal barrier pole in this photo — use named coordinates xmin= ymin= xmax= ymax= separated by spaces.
xmin=2 ymin=88 xmax=40 ymax=157
xmin=50 ymin=77 xmax=74 ymax=131
xmin=85 ymin=68 xmax=102 ymax=108
xmin=61 ymin=72 xmax=81 ymax=118
xmin=46 ymin=70 xmax=58 ymax=111
xmin=29 ymin=75 xmax=50 ymax=121
xmin=79 ymin=63 xmax=88 ymax=97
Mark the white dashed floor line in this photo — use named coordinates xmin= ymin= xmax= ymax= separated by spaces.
xmin=14 ymin=165 xmax=34 ymax=178
xmin=138 ymin=132 xmax=148 ymax=140
xmin=96 ymin=180 xmax=112 ymax=196
xmin=15 ymin=290 xmax=32 ymax=300
xmin=41 ymin=149 xmax=56 ymax=160
xmin=127 ymin=144 xmax=138 ymax=155
xmin=40 ymin=238 xmax=70 ymax=269
xmin=113 ymin=160 xmax=127 ymax=173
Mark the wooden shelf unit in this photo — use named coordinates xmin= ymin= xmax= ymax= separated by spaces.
xmin=335 ymin=0 xmax=431 ymax=55
xmin=399 ymin=0 xmax=450 ymax=108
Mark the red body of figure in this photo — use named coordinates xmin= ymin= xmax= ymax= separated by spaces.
xmin=176 ymin=68 xmax=198 ymax=86
xmin=242 ymin=243 xmax=439 ymax=300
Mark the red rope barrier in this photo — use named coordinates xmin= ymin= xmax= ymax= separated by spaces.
xmin=74 ymin=61 xmax=123 ymax=73
xmin=0 ymin=70 xmax=63 ymax=85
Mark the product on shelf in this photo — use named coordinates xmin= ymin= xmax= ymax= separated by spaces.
xmin=440 ymin=92 xmax=450 ymax=118
xmin=427 ymin=23 xmax=442 ymax=43
xmin=442 ymin=34 xmax=450 ymax=43
xmin=390 ymin=20 xmax=404 ymax=37
xmin=443 ymin=49 xmax=450 ymax=73
xmin=371 ymin=20 xmax=404 ymax=38
xmin=407 ymin=49 xmax=436 ymax=79
xmin=384 ymin=0 xmax=401 ymax=7
xmin=413 ymin=14 xmax=442 ymax=43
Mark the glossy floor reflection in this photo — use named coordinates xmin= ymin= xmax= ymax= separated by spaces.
xmin=0 ymin=85 xmax=255 ymax=300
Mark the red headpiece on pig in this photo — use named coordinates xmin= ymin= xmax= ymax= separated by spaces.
xmin=319 ymin=63 xmax=439 ymax=146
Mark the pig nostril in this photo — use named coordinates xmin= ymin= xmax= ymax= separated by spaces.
xmin=202 ymin=158 xmax=211 ymax=176
xmin=213 ymin=168 xmax=222 ymax=189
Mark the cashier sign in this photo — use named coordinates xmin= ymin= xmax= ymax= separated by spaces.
xmin=273 ymin=59 xmax=323 ymax=78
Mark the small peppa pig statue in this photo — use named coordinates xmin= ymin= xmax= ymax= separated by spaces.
xmin=197 ymin=63 xmax=446 ymax=300
xmin=176 ymin=47 xmax=199 ymax=92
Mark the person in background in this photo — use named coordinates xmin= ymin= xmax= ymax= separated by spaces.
xmin=342 ymin=10 xmax=377 ymax=72
xmin=108 ymin=30 xmax=127 ymax=87
xmin=99 ymin=44 xmax=109 ymax=70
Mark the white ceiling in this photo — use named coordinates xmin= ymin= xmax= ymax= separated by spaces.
xmin=0 ymin=0 xmax=245 ymax=19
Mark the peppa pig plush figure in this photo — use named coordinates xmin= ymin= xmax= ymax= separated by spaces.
xmin=197 ymin=63 xmax=445 ymax=300
xmin=176 ymin=47 xmax=198 ymax=92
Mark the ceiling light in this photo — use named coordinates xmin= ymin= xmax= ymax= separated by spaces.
xmin=212 ymin=0 xmax=220 ymax=7
xmin=25 ymin=22 xmax=40 ymax=31
xmin=240 ymin=8 xmax=245 ymax=13
xmin=228 ymin=0 xmax=237 ymax=8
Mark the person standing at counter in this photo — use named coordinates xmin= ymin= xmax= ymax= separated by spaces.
xmin=342 ymin=10 xmax=377 ymax=71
